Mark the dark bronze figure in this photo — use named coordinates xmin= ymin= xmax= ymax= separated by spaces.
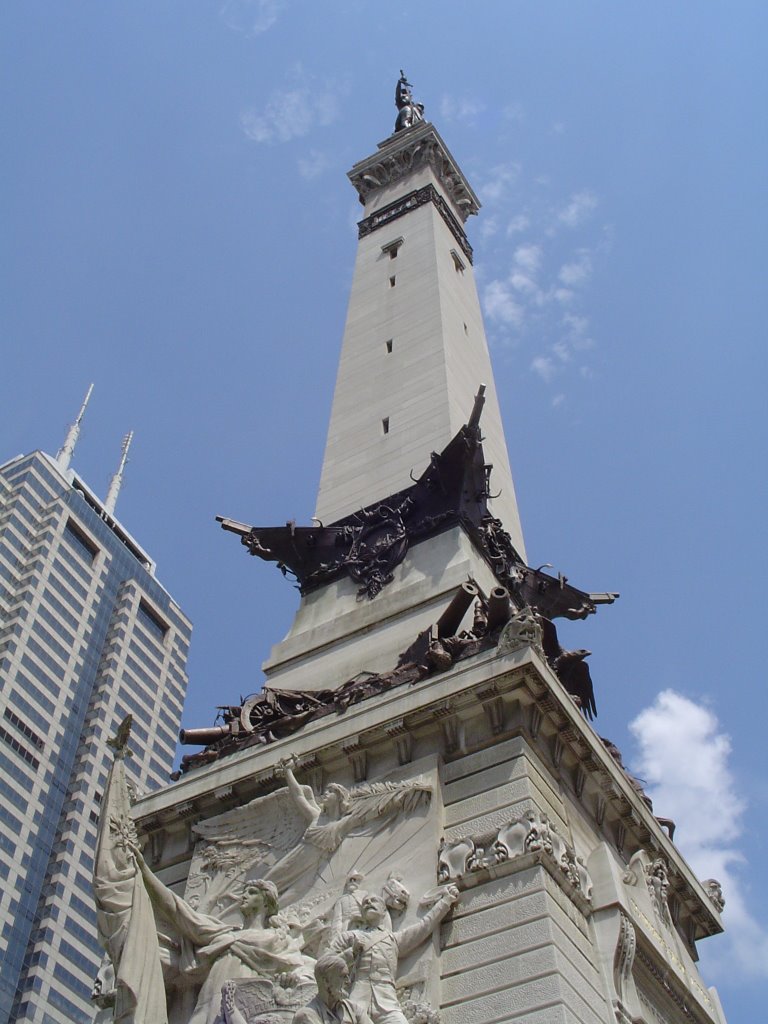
xmin=394 ymin=71 xmax=424 ymax=132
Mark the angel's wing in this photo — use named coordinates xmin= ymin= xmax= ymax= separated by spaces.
xmin=192 ymin=786 xmax=307 ymax=853
xmin=186 ymin=787 xmax=309 ymax=915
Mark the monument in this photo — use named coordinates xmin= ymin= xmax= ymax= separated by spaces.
xmin=94 ymin=77 xmax=729 ymax=1024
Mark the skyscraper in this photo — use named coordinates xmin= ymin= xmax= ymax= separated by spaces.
xmin=0 ymin=399 xmax=191 ymax=1024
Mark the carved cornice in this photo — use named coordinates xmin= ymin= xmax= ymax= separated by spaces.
xmin=348 ymin=122 xmax=480 ymax=222
xmin=358 ymin=184 xmax=474 ymax=264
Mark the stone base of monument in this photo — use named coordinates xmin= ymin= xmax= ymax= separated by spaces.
xmin=213 ymin=978 xmax=317 ymax=1024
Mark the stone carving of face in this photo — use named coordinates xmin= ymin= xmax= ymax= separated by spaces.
xmin=239 ymin=884 xmax=265 ymax=917
xmin=344 ymin=872 xmax=363 ymax=894
xmin=321 ymin=785 xmax=344 ymax=815
xmin=383 ymin=876 xmax=409 ymax=912
xmin=324 ymin=961 xmax=349 ymax=1001
xmin=361 ymin=895 xmax=387 ymax=926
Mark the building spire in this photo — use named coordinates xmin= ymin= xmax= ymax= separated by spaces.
xmin=104 ymin=431 xmax=133 ymax=516
xmin=56 ymin=383 xmax=94 ymax=470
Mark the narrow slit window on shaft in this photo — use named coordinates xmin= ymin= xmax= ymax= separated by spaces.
xmin=386 ymin=339 xmax=393 ymax=353
xmin=389 ymin=276 xmax=396 ymax=288
xmin=382 ymin=417 xmax=390 ymax=435
xmin=381 ymin=237 xmax=404 ymax=259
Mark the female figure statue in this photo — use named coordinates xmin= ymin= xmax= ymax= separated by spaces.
xmin=131 ymin=844 xmax=313 ymax=1024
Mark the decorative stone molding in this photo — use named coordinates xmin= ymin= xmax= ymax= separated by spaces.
xmin=575 ymin=764 xmax=587 ymax=799
xmin=496 ymin=606 xmax=543 ymax=657
xmin=702 ymin=878 xmax=725 ymax=914
xmin=528 ymin=704 xmax=543 ymax=739
xmin=624 ymin=851 xmax=673 ymax=928
xmin=342 ymin=740 xmax=368 ymax=783
xmin=476 ymin=685 xmax=504 ymax=735
xmin=613 ymin=912 xmax=637 ymax=1016
xmin=432 ymin=704 xmax=460 ymax=755
xmin=595 ymin=795 xmax=607 ymax=827
xmin=438 ymin=806 xmax=593 ymax=904
xmin=349 ymin=123 xmax=480 ymax=223
xmin=401 ymin=1000 xmax=441 ymax=1024
xmin=175 ymin=800 xmax=197 ymax=819
xmin=357 ymin=183 xmax=473 ymax=263
xmin=553 ymin=733 xmax=565 ymax=770
xmin=635 ymin=949 xmax=711 ymax=1024
xmin=386 ymin=720 xmax=414 ymax=765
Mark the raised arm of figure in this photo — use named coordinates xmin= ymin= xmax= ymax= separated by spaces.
xmin=395 ymin=885 xmax=459 ymax=958
xmin=130 ymin=845 xmax=181 ymax=923
xmin=277 ymin=757 xmax=322 ymax=825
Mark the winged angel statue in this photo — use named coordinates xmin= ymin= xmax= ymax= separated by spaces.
xmin=186 ymin=758 xmax=432 ymax=917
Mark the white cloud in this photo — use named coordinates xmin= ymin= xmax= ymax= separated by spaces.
xmin=297 ymin=149 xmax=330 ymax=181
xmin=509 ymin=271 xmax=537 ymax=294
xmin=553 ymin=341 xmax=571 ymax=363
xmin=558 ymin=190 xmax=598 ymax=227
xmin=507 ymin=244 xmax=543 ymax=297
xmin=506 ymin=214 xmax=530 ymax=235
xmin=241 ymin=67 xmax=343 ymax=144
xmin=630 ymin=691 xmax=768 ymax=978
xmin=479 ymin=163 xmax=521 ymax=203
xmin=221 ymin=0 xmax=287 ymax=35
xmin=479 ymin=216 xmax=498 ymax=241
xmin=558 ymin=249 xmax=592 ymax=286
xmin=562 ymin=312 xmax=588 ymax=335
xmin=552 ymin=393 xmax=565 ymax=407
xmin=476 ymin=165 xmax=602 ymax=389
xmin=531 ymin=355 xmax=556 ymax=381
xmin=503 ymin=101 xmax=525 ymax=123
xmin=513 ymin=243 xmax=542 ymax=274
xmin=483 ymin=280 xmax=524 ymax=328
xmin=440 ymin=95 xmax=485 ymax=125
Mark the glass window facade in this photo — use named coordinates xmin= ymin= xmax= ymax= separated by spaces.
xmin=0 ymin=451 xmax=191 ymax=1024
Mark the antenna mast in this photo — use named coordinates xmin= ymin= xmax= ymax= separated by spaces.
xmin=104 ymin=431 xmax=134 ymax=516
xmin=56 ymin=383 xmax=94 ymax=470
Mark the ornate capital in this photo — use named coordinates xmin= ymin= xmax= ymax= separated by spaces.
xmin=348 ymin=122 xmax=481 ymax=222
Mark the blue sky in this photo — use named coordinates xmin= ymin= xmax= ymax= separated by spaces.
xmin=2 ymin=3 xmax=766 ymax=1019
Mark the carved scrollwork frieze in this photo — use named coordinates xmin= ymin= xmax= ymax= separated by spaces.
xmin=614 ymin=911 xmax=637 ymax=1010
xmin=357 ymin=184 xmax=474 ymax=262
xmin=438 ymin=806 xmax=593 ymax=907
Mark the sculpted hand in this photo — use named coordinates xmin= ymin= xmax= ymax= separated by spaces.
xmin=276 ymin=969 xmax=301 ymax=989
xmin=443 ymin=884 xmax=460 ymax=904
xmin=275 ymin=755 xmax=299 ymax=777
xmin=123 ymin=836 xmax=144 ymax=865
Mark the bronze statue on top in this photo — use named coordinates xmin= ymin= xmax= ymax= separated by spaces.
xmin=395 ymin=71 xmax=424 ymax=132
